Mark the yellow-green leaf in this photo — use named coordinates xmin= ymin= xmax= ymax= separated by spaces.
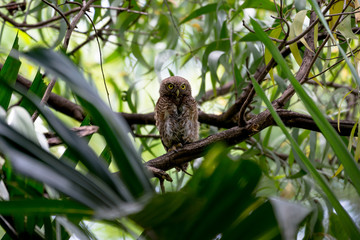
xmin=265 ymin=26 xmax=282 ymax=85
xmin=293 ymin=10 xmax=314 ymax=52
xmin=337 ymin=89 xmax=354 ymax=132
xmin=337 ymin=6 xmax=357 ymax=39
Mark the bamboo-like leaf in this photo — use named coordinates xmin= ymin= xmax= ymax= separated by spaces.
xmin=7 ymin=84 xmax=136 ymax=203
xmin=131 ymin=38 xmax=151 ymax=69
xmin=289 ymin=23 xmax=303 ymax=67
xmin=251 ymin=18 xmax=360 ymax=238
xmin=180 ymin=3 xmax=217 ymax=25
xmin=0 ymin=199 xmax=93 ymax=216
xmin=293 ymin=10 xmax=313 ymax=52
xmin=337 ymin=6 xmax=357 ymax=39
xmin=308 ymin=0 xmax=360 ymax=86
xmin=208 ymin=50 xmax=225 ymax=96
xmin=329 ymin=0 xmax=344 ymax=31
xmin=239 ymin=0 xmax=278 ymax=11
xmin=0 ymin=119 xmax=134 ymax=215
xmin=22 ymin=48 xmax=154 ymax=198
xmin=264 ymin=26 xmax=282 ymax=85
xmin=251 ymin=18 xmax=360 ymax=195
xmin=250 ymin=76 xmax=360 ymax=239
xmin=337 ymin=89 xmax=354 ymax=132
xmin=19 ymin=69 xmax=47 ymax=115
xmin=0 ymin=34 xmax=21 ymax=110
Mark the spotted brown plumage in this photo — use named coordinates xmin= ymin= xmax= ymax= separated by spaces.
xmin=154 ymin=76 xmax=199 ymax=169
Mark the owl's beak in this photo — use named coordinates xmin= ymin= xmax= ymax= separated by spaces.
xmin=176 ymin=89 xmax=179 ymax=97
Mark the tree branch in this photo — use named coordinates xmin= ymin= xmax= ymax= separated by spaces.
xmin=0 ymin=7 xmax=80 ymax=29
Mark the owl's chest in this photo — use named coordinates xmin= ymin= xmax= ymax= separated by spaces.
xmin=164 ymin=103 xmax=185 ymax=119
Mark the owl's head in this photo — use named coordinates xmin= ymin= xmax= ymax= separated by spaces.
xmin=159 ymin=76 xmax=192 ymax=98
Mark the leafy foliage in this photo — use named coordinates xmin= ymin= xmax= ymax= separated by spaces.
xmin=0 ymin=0 xmax=360 ymax=239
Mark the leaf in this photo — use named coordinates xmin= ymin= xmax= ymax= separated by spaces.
xmin=0 ymin=34 xmax=21 ymax=110
xmin=308 ymin=0 xmax=360 ymax=86
xmin=265 ymin=25 xmax=282 ymax=85
xmin=329 ymin=0 xmax=344 ymax=31
xmin=6 ymin=106 xmax=41 ymax=147
xmin=154 ymin=49 xmax=176 ymax=80
xmin=19 ymin=69 xmax=47 ymax=115
xmin=293 ymin=10 xmax=313 ymax=52
xmin=208 ymin=50 xmax=225 ymax=96
xmin=295 ymin=0 xmax=307 ymax=11
xmin=289 ymin=10 xmax=313 ymax=67
xmin=180 ymin=3 xmax=217 ymax=24
xmin=337 ymin=89 xmax=354 ymax=132
xmin=131 ymin=38 xmax=151 ymax=69
xmin=0 ymin=199 xmax=93 ymax=216
xmin=132 ymin=146 xmax=281 ymax=239
xmin=314 ymin=22 xmax=318 ymax=49
xmin=270 ymin=198 xmax=311 ymax=240
xmin=337 ymin=6 xmax=358 ymax=39
xmin=197 ymin=39 xmax=229 ymax=100
xmin=239 ymin=0 xmax=279 ymax=11
xmin=52 ymin=19 xmax=67 ymax=48
xmin=0 ymin=122 xmax=125 ymax=214
xmin=250 ymin=18 xmax=360 ymax=238
xmin=22 ymin=48 xmax=154 ymax=198
xmin=251 ymin=17 xmax=360 ymax=195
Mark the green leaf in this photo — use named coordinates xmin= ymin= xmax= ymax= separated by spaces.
xmin=0 ymin=118 xmax=136 ymax=217
xmin=295 ymin=0 xmax=307 ymax=11
xmin=337 ymin=6 xmax=357 ymax=39
xmin=0 ymin=34 xmax=21 ymax=110
xmin=0 ymin=199 xmax=93 ymax=216
xmin=22 ymin=48 xmax=154 ymax=198
xmin=19 ymin=69 xmax=47 ymax=115
xmin=208 ymin=50 xmax=225 ymax=96
xmin=131 ymin=38 xmax=151 ymax=69
xmin=308 ymin=0 xmax=360 ymax=86
xmin=132 ymin=146 xmax=304 ymax=239
xmin=180 ymin=3 xmax=217 ymax=25
xmin=249 ymin=49 xmax=360 ymax=239
xmin=197 ymin=39 xmax=229 ymax=100
xmin=270 ymin=198 xmax=311 ymax=239
xmin=239 ymin=0 xmax=279 ymax=11
xmin=251 ymin=17 xmax=360 ymax=195
xmin=6 ymin=106 xmax=42 ymax=147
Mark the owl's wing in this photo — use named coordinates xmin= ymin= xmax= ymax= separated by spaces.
xmin=181 ymin=96 xmax=199 ymax=143
xmin=154 ymin=97 xmax=170 ymax=151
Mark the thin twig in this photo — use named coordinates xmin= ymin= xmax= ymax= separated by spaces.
xmin=63 ymin=0 xmax=97 ymax=50
xmin=41 ymin=0 xmax=71 ymax=29
xmin=0 ymin=7 xmax=80 ymax=28
xmin=228 ymin=9 xmax=238 ymax=99
xmin=90 ymin=5 xmax=148 ymax=15
xmin=325 ymin=9 xmax=360 ymax=17
xmin=164 ymin=0 xmax=192 ymax=52
xmin=84 ymin=12 xmax=112 ymax=109
xmin=303 ymin=0 xmax=352 ymax=83
xmin=33 ymin=0 xmax=96 ymax=121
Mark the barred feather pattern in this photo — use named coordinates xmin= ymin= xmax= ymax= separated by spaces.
xmin=154 ymin=76 xmax=199 ymax=152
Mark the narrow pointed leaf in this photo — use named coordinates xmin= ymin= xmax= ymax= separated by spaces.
xmin=22 ymin=48 xmax=154 ymax=198
xmin=0 ymin=35 xmax=21 ymax=109
xmin=251 ymin=73 xmax=360 ymax=239
xmin=251 ymin=18 xmax=360 ymax=196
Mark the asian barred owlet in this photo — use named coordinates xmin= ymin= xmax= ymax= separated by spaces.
xmin=154 ymin=76 xmax=199 ymax=169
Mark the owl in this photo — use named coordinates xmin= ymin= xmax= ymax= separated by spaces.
xmin=154 ymin=76 xmax=199 ymax=169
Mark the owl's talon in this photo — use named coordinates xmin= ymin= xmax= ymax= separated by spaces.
xmin=168 ymin=143 xmax=183 ymax=153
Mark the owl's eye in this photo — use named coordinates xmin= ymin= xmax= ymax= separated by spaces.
xmin=181 ymin=84 xmax=186 ymax=90
xmin=168 ymin=84 xmax=174 ymax=89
